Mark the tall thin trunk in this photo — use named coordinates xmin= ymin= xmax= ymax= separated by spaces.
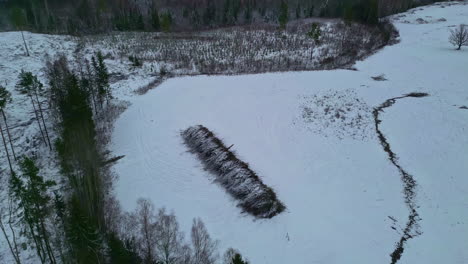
xmin=1 ymin=109 xmax=17 ymax=160
xmin=39 ymin=213 xmax=56 ymax=264
xmin=34 ymin=91 xmax=52 ymax=150
xmin=30 ymin=2 xmax=39 ymax=30
xmin=43 ymin=0 xmax=50 ymax=18
xmin=8 ymin=196 xmax=21 ymax=264
xmin=29 ymin=95 xmax=47 ymax=146
xmin=0 ymin=119 xmax=14 ymax=175
xmin=28 ymin=220 xmax=46 ymax=264
xmin=20 ymin=31 xmax=30 ymax=57
xmin=0 ymin=218 xmax=21 ymax=264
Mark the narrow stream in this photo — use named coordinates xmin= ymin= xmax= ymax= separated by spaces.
xmin=372 ymin=92 xmax=429 ymax=264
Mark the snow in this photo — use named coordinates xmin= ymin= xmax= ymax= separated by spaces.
xmin=0 ymin=1 xmax=466 ymax=263
xmin=110 ymin=2 xmax=468 ymax=264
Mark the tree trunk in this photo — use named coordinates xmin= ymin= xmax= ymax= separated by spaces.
xmin=27 ymin=220 xmax=46 ymax=264
xmin=44 ymin=0 xmax=50 ymax=18
xmin=30 ymin=2 xmax=39 ymax=30
xmin=20 ymin=31 xmax=30 ymax=57
xmin=0 ymin=218 xmax=21 ymax=264
xmin=29 ymin=95 xmax=47 ymax=146
xmin=34 ymin=91 xmax=52 ymax=150
xmin=39 ymin=212 xmax=56 ymax=264
xmin=8 ymin=197 xmax=21 ymax=264
xmin=0 ymin=119 xmax=14 ymax=175
xmin=2 ymin=109 xmax=17 ymax=160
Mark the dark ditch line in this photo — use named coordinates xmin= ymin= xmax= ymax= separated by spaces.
xmin=372 ymin=92 xmax=429 ymax=264
xmin=181 ymin=125 xmax=286 ymax=219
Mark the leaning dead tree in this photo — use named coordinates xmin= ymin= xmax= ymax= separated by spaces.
xmin=449 ymin=24 xmax=468 ymax=50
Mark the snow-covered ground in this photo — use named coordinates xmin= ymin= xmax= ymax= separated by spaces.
xmin=110 ymin=2 xmax=468 ymax=264
xmin=0 ymin=1 xmax=467 ymax=263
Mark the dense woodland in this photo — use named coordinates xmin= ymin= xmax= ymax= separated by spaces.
xmin=0 ymin=0 xmax=439 ymax=34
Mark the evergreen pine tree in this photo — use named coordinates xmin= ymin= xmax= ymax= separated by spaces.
xmin=0 ymin=85 xmax=16 ymax=162
xmin=10 ymin=157 xmax=57 ymax=264
xmin=16 ymin=71 xmax=51 ymax=148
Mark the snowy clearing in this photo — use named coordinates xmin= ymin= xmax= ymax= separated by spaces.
xmin=0 ymin=1 xmax=466 ymax=264
xmin=109 ymin=2 xmax=468 ymax=264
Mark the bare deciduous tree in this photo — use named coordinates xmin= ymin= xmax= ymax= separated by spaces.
xmin=154 ymin=208 xmax=185 ymax=264
xmin=191 ymin=218 xmax=218 ymax=264
xmin=135 ymin=198 xmax=157 ymax=264
xmin=449 ymin=24 xmax=468 ymax=50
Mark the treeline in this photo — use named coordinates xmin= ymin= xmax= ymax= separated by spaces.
xmin=0 ymin=54 xmax=251 ymax=264
xmin=0 ymin=0 xmax=440 ymax=34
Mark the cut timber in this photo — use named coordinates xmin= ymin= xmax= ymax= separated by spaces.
xmin=182 ymin=125 xmax=285 ymax=219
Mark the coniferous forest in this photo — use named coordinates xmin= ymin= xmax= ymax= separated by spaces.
xmin=0 ymin=0 xmax=439 ymax=34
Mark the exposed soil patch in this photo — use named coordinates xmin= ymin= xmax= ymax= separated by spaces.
xmin=181 ymin=125 xmax=285 ymax=219
xmin=300 ymin=89 xmax=374 ymax=140
xmin=372 ymin=92 xmax=429 ymax=264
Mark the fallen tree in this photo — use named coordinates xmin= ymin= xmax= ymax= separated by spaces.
xmin=182 ymin=125 xmax=285 ymax=219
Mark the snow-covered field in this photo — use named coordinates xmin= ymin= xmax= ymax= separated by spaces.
xmin=110 ymin=2 xmax=468 ymax=264
xmin=0 ymin=1 xmax=467 ymax=263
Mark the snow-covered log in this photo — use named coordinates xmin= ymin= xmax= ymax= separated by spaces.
xmin=182 ymin=125 xmax=285 ymax=219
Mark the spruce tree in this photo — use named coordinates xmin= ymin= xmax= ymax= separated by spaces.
xmin=91 ymin=52 xmax=111 ymax=107
xmin=232 ymin=253 xmax=249 ymax=264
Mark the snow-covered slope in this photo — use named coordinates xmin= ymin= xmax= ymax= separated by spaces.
xmin=0 ymin=1 xmax=467 ymax=263
xmin=109 ymin=2 xmax=468 ymax=264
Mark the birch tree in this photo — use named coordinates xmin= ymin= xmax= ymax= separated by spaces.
xmin=191 ymin=218 xmax=218 ymax=264
xmin=154 ymin=208 xmax=185 ymax=264
xmin=135 ymin=198 xmax=157 ymax=264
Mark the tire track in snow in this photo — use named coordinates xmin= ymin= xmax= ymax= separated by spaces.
xmin=372 ymin=92 xmax=429 ymax=264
